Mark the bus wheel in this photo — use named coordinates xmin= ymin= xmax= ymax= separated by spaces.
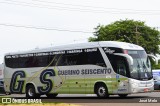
xmin=96 ymin=84 xmax=109 ymax=98
xmin=26 ymin=85 xmax=40 ymax=98
xmin=118 ymin=94 xmax=128 ymax=98
xmin=46 ymin=93 xmax=58 ymax=98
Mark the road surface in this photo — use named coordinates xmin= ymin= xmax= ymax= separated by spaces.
xmin=0 ymin=91 xmax=160 ymax=103
xmin=0 ymin=92 xmax=160 ymax=106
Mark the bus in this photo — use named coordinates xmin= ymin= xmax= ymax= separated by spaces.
xmin=0 ymin=64 xmax=5 ymax=94
xmin=3 ymin=41 xmax=154 ymax=98
xmin=152 ymin=69 xmax=160 ymax=77
xmin=152 ymin=69 xmax=160 ymax=90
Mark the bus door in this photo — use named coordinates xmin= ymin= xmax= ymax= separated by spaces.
xmin=104 ymin=51 xmax=131 ymax=94
xmin=116 ymin=59 xmax=129 ymax=94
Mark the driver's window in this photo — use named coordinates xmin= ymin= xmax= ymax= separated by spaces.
xmin=117 ymin=61 xmax=127 ymax=76
xmin=106 ymin=54 xmax=129 ymax=77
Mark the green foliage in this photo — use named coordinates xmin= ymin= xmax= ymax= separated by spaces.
xmin=89 ymin=19 xmax=160 ymax=54
xmin=152 ymin=63 xmax=160 ymax=69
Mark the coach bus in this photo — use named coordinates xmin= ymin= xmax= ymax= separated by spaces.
xmin=0 ymin=64 xmax=6 ymax=94
xmin=3 ymin=41 xmax=154 ymax=98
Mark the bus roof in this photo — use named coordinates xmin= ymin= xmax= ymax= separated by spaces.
xmin=5 ymin=41 xmax=144 ymax=55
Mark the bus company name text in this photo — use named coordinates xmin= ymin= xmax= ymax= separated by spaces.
xmin=5 ymin=48 xmax=97 ymax=59
xmin=58 ymin=68 xmax=112 ymax=75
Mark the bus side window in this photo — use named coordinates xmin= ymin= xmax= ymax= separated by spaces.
xmin=56 ymin=48 xmax=106 ymax=67
xmin=87 ymin=51 xmax=106 ymax=67
xmin=50 ymin=54 xmax=63 ymax=66
xmin=57 ymin=54 xmax=67 ymax=66
xmin=56 ymin=54 xmax=79 ymax=66
xmin=117 ymin=62 xmax=126 ymax=76
xmin=66 ymin=54 xmax=78 ymax=65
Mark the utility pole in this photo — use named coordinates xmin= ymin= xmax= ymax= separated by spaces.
xmin=135 ymin=25 xmax=141 ymax=45
xmin=135 ymin=25 xmax=138 ymax=45
xmin=123 ymin=35 xmax=133 ymax=43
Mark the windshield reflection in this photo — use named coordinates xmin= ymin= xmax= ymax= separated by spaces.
xmin=128 ymin=50 xmax=152 ymax=80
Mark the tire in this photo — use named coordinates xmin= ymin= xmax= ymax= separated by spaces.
xmin=26 ymin=85 xmax=40 ymax=98
xmin=118 ymin=94 xmax=128 ymax=98
xmin=46 ymin=93 xmax=58 ymax=98
xmin=95 ymin=84 xmax=109 ymax=98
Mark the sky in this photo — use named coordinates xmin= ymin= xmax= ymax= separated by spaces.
xmin=0 ymin=0 xmax=160 ymax=63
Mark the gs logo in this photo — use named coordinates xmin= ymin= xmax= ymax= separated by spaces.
xmin=10 ymin=69 xmax=55 ymax=94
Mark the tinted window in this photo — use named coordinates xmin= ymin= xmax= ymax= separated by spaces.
xmin=5 ymin=57 xmax=20 ymax=68
xmin=105 ymin=53 xmax=130 ymax=77
xmin=5 ymin=55 xmax=51 ymax=68
xmin=5 ymin=48 xmax=106 ymax=68
xmin=57 ymin=49 xmax=105 ymax=67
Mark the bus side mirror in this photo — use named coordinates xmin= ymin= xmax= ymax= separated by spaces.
xmin=147 ymin=54 xmax=158 ymax=65
xmin=113 ymin=53 xmax=133 ymax=66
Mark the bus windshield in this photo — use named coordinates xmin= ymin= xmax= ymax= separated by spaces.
xmin=128 ymin=50 xmax=152 ymax=80
xmin=105 ymin=48 xmax=152 ymax=80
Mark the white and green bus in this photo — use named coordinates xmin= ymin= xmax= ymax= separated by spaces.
xmin=3 ymin=41 xmax=154 ymax=98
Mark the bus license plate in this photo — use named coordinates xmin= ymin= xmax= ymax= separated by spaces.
xmin=144 ymin=88 xmax=149 ymax=92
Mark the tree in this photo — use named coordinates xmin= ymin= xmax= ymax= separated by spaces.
xmin=89 ymin=19 xmax=160 ymax=54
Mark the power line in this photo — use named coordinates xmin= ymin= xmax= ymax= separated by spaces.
xmin=0 ymin=23 xmax=92 ymax=33
xmin=1 ymin=0 xmax=160 ymax=15
xmin=0 ymin=0 xmax=123 ymax=14
xmin=4 ymin=0 xmax=160 ymax=12
xmin=31 ymin=0 xmax=160 ymax=12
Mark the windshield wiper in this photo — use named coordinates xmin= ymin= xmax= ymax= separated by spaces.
xmin=137 ymin=61 xmax=148 ymax=80
xmin=143 ymin=62 xmax=152 ymax=79
xmin=137 ymin=61 xmax=141 ymax=80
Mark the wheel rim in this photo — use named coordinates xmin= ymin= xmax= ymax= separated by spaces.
xmin=98 ymin=87 xmax=106 ymax=97
xmin=28 ymin=88 xmax=34 ymax=97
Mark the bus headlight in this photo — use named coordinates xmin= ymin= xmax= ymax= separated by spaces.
xmin=132 ymin=82 xmax=138 ymax=87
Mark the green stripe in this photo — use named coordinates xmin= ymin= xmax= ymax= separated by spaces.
xmin=54 ymin=77 xmax=128 ymax=94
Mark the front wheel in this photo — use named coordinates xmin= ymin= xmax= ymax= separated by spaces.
xmin=46 ymin=93 xmax=58 ymax=98
xmin=26 ymin=85 xmax=40 ymax=98
xmin=96 ymin=84 xmax=109 ymax=98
